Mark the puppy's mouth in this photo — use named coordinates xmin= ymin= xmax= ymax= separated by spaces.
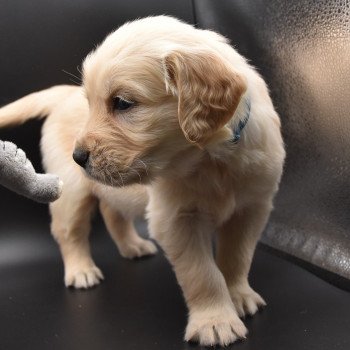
xmin=84 ymin=161 xmax=151 ymax=187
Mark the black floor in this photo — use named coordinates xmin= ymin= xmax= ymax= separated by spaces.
xmin=1 ymin=206 xmax=350 ymax=350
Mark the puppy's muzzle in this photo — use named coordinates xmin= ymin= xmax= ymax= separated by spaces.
xmin=73 ymin=148 xmax=90 ymax=168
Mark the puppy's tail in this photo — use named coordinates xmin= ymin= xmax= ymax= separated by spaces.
xmin=0 ymin=85 xmax=78 ymax=128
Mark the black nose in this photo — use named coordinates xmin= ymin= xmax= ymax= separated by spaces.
xmin=73 ymin=148 xmax=89 ymax=168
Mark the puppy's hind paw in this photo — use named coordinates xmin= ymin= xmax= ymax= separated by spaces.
xmin=118 ymin=237 xmax=158 ymax=259
xmin=65 ymin=265 xmax=104 ymax=289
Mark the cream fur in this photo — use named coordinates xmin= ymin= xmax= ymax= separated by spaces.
xmin=0 ymin=16 xmax=285 ymax=347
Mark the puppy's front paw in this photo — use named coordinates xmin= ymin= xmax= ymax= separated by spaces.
xmin=185 ymin=305 xmax=247 ymax=347
xmin=229 ymin=284 xmax=266 ymax=317
xmin=118 ymin=237 xmax=158 ymax=259
xmin=65 ymin=265 xmax=104 ymax=289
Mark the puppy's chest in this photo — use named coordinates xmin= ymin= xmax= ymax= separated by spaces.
xmin=184 ymin=168 xmax=251 ymax=224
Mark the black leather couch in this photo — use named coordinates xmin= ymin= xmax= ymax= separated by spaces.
xmin=1 ymin=1 xmax=349 ymax=349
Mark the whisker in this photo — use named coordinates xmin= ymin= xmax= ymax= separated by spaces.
xmin=138 ymin=159 xmax=149 ymax=178
xmin=69 ymin=78 xmax=81 ymax=85
xmin=107 ymin=169 xmax=115 ymax=186
xmin=105 ymin=164 xmax=117 ymax=187
xmin=124 ymin=163 xmax=142 ymax=184
xmin=103 ymin=169 xmax=108 ymax=186
xmin=132 ymin=168 xmax=142 ymax=184
xmin=116 ymin=169 xmax=125 ymax=187
xmin=62 ymin=69 xmax=82 ymax=84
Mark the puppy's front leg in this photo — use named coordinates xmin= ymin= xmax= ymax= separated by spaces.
xmin=216 ymin=202 xmax=272 ymax=317
xmin=149 ymin=212 xmax=247 ymax=347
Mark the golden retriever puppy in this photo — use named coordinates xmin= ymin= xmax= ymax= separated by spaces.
xmin=0 ymin=16 xmax=285 ymax=347
xmin=0 ymin=85 xmax=157 ymax=288
xmin=78 ymin=16 xmax=285 ymax=346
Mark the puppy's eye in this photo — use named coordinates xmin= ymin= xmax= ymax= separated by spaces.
xmin=112 ymin=96 xmax=134 ymax=111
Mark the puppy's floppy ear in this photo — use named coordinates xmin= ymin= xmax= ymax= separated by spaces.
xmin=163 ymin=49 xmax=247 ymax=147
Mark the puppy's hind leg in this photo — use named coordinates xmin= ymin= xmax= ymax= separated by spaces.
xmin=50 ymin=186 xmax=103 ymax=289
xmin=99 ymin=200 xmax=157 ymax=259
xmin=216 ymin=201 xmax=273 ymax=317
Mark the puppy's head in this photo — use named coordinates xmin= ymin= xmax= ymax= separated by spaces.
xmin=75 ymin=16 xmax=246 ymax=187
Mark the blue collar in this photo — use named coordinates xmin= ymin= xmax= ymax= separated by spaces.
xmin=229 ymin=96 xmax=251 ymax=144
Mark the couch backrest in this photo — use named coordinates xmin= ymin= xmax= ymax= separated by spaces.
xmin=194 ymin=0 xmax=350 ymax=280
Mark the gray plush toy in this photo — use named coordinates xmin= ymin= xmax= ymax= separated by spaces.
xmin=0 ymin=140 xmax=63 ymax=203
